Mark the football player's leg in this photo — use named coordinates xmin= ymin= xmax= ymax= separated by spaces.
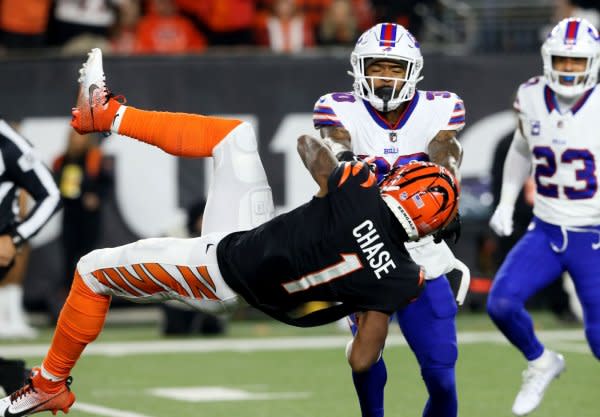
xmin=76 ymin=234 xmax=238 ymax=314
xmin=0 ymin=273 xmax=104 ymax=417
xmin=113 ymin=106 xmax=244 ymax=158
xmin=202 ymin=121 xmax=274 ymax=235
xmin=347 ymin=314 xmax=387 ymax=417
xmin=397 ymin=277 xmax=458 ymax=417
xmin=486 ymin=225 xmax=563 ymax=360
xmin=563 ymin=233 xmax=600 ymax=360
xmin=108 ymin=106 xmax=274 ymax=235
xmin=4 ymin=234 xmax=235 ymax=416
xmin=41 ymin=272 xmax=110 ymax=384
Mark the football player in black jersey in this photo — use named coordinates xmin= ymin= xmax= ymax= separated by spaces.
xmin=0 ymin=48 xmax=459 ymax=417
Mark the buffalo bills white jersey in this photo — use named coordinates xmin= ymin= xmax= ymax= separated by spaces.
xmin=313 ymin=90 xmax=465 ymax=279
xmin=313 ymin=90 xmax=465 ymax=182
xmin=515 ymin=76 xmax=600 ymax=226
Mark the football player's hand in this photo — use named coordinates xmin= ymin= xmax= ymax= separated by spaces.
xmin=0 ymin=235 xmax=16 ymax=267
xmin=489 ymin=204 xmax=514 ymax=236
xmin=433 ymin=212 xmax=461 ymax=244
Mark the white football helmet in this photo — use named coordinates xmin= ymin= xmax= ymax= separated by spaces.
xmin=349 ymin=23 xmax=423 ymax=112
xmin=542 ymin=17 xmax=600 ymax=97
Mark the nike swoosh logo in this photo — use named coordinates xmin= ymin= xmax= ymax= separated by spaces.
xmin=88 ymin=84 xmax=99 ymax=104
xmin=88 ymin=84 xmax=99 ymax=126
xmin=4 ymin=397 xmax=53 ymax=417
xmin=205 ymin=243 xmax=214 ymax=253
xmin=112 ymin=113 xmax=120 ymax=128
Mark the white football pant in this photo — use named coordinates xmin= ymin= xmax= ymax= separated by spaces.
xmin=77 ymin=122 xmax=275 ymax=314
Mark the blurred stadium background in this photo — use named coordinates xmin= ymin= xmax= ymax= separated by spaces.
xmin=1 ymin=0 xmax=599 ymax=416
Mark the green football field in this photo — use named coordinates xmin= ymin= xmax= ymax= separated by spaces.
xmin=1 ymin=312 xmax=597 ymax=417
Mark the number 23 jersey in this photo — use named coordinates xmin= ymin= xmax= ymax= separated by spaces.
xmin=515 ymin=77 xmax=600 ymax=226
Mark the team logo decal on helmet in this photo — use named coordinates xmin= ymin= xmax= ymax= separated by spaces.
xmin=349 ymin=23 xmax=424 ymax=112
xmin=542 ymin=17 xmax=600 ymax=97
xmin=379 ymin=161 xmax=460 ymax=241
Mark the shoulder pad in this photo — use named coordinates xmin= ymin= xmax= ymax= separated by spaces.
xmin=313 ymin=93 xmax=344 ymax=129
xmin=421 ymin=91 xmax=466 ymax=131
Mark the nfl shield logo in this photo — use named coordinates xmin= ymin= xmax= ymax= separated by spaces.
xmin=531 ymin=120 xmax=540 ymax=136
xmin=389 ymin=132 xmax=397 ymax=142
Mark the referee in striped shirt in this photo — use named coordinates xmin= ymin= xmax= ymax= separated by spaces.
xmin=0 ymin=118 xmax=61 ymax=338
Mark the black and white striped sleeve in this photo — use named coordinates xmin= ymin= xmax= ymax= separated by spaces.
xmin=0 ymin=120 xmax=61 ymax=244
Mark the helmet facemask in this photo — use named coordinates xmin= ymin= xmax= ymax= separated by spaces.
xmin=543 ymin=52 xmax=598 ymax=97
xmin=350 ymin=54 xmax=422 ymax=112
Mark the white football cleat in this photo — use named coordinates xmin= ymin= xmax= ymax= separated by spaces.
xmin=71 ymin=48 xmax=123 ymax=134
xmin=0 ymin=368 xmax=75 ymax=417
xmin=512 ymin=350 xmax=565 ymax=416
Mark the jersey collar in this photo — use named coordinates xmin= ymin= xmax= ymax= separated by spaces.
xmin=544 ymin=85 xmax=595 ymax=115
xmin=362 ymin=92 xmax=420 ymax=130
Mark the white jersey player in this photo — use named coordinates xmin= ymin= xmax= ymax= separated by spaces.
xmin=313 ymin=22 xmax=468 ymax=417
xmin=488 ymin=17 xmax=600 ymax=416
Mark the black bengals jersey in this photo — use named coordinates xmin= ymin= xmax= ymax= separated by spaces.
xmin=217 ymin=161 xmax=424 ymax=326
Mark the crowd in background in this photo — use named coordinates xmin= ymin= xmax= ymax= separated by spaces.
xmin=0 ymin=0 xmax=599 ymax=56
xmin=0 ymin=0 xmax=441 ymax=55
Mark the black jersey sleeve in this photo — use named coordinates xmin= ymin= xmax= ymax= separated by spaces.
xmin=2 ymin=129 xmax=61 ymax=243
xmin=327 ymin=161 xmax=377 ymax=193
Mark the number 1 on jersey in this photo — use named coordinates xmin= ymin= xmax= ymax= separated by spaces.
xmin=282 ymin=254 xmax=363 ymax=294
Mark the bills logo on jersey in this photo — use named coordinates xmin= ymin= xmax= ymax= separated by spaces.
xmin=531 ymin=120 xmax=541 ymax=136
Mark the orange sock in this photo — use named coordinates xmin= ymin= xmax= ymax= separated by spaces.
xmin=117 ymin=107 xmax=243 ymax=157
xmin=39 ymin=272 xmax=110 ymax=392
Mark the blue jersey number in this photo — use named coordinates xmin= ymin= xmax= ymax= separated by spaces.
xmin=533 ymin=146 xmax=597 ymax=199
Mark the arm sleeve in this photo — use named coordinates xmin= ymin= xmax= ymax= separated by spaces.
xmin=498 ymin=127 xmax=531 ymax=207
xmin=4 ymin=140 xmax=60 ymax=242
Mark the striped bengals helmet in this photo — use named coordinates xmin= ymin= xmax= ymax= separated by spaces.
xmin=379 ymin=161 xmax=460 ymax=241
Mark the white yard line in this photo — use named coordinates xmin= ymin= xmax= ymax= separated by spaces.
xmin=74 ymin=402 xmax=162 ymax=417
xmin=0 ymin=329 xmax=586 ymax=357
